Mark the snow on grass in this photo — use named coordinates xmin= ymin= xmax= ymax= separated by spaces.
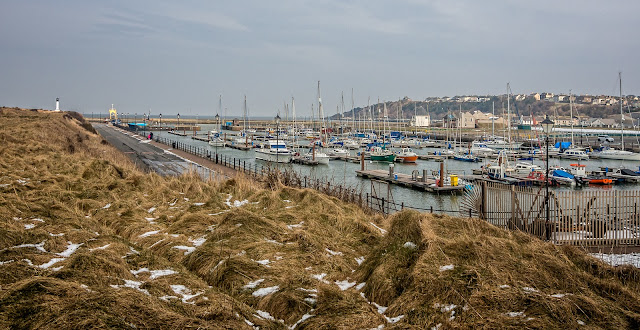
xmin=369 ymin=222 xmax=387 ymax=235
xmin=172 ymin=245 xmax=196 ymax=255
xmin=0 ymin=260 xmax=15 ymax=265
xmin=255 ymin=259 xmax=271 ymax=267
xmin=189 ymin=236 xmax=207 ymax=247
xmin=355 ymin=256 xmax=365 ymax=265
xmin=12 ymin=241 xmax=47 ymax=253
xmin=24 ymin=224 xmax=36 ymax=230
xmin=283 ymin=199 xmax=292 ymax=203
xmin=285 ymin=205 xmax=296 ymax=209
xmin=170 ymin=284 xmax=202 ymax=303
xmin=243 ymin=279 xmax=265 ymax=289
xmin=335 ymin=280 xmax=356 ymax=291
xmin=49 ymin=232 xmax=65 ymax=237
xmin=103 ymin=203 xmax=111 ymax=209
xmin=506 ymin=311 xmax=525 ymax=317
xmin=384 ymin=315 xmax=405 ymax=324
xmin=522 ymin=287 xmax=539 ymax=293
xmin=144 ymin=217 xmax=157 ymax=223
xmin=252 ymin=285 xmax=279 ymax=297
xmin=31 ymin=218 xmax=45 ymax=222
xmin=131 ymin=268 xmax=150 ymax=276
xmin=111 ymin=280 xmax=149 ymax=295
xmin=550 ymin=293 xmax=571 ymax=298
xmin=287 ymin=221 xmax=304 ymax=229
xmin=591 ymin=252 xmax=640 ymax=268
xmin=57 ymin=242 xmax=83 ymax=257
xmin=289 ymin=313 xmax=314 ymax=329
xmin=434 ymin=303 xmax=457 ymax=321
xmin=325 ymin=248 xmax=343 ymax=256
xmin=312 ymin=273 xmax=329 ymax=283
xmin=577 ymin=320 xmax=585 ymax=325
xmin=147 ymin=207 xmax=156 ymax=213
xmin=304 ymin=297 xmax=317 ymax=304
xmin=38 ymin=257 xmax=66 ymax=269
xmin=139 ymin=230 xmax=161 ymax=238
xmin=499 ymin=284 xmax=511 ymax=289
xmin=149 ymin=239 xmax=165 ymax=249
xmin=149 ymin=269 xmax=178 ymax=279
xmin=264 ymin=238 xmax=282 ymax=245
xmin=356 ymin=282 xmax=366 ymax=291
xmin=192 ymin=202 xmax=205 ymax=206
xmin=297 ymin=288 xmax=318 ymax=293
xmin=208 ymin=210 xmax=230 ymax=216
xmin=439 ymin=264 xmax=455 ymax=272
xmin=372 ymin=302 xmax=388 ymax=314
xmin=255 ymin=310 xmax=275 ymax=321
xmin=403 ymin=242 xmax=417 ymax=249
xmin=89 ymin=244 xmax=111 ymax=251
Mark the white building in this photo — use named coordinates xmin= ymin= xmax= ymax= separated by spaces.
xmin=412 ymin=115 xmax=431 ymax=127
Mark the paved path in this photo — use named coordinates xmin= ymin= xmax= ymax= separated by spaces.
xmin=94 ymin=124 xmax=234 ymax=179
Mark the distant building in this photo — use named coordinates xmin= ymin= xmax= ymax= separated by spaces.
xmin=412 ymin=115 xmax=431 ymax=127
xmin=458 ymin=112 xmax=476 ymax=128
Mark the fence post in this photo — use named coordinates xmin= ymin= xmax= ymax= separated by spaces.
xmin=381 ymin=197 xmax=385 ymax=215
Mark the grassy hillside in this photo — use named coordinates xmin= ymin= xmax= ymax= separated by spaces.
xmin=1 ymin=107 xmax=640 ymax=329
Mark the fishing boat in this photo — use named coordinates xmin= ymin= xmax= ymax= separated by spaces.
xmin=395 ymin=147 xmax=418 ymax=163
xmin=572 ymin=163 xmax=612 ymax=185
xmin=369 ymin=146 xmax=396 ymax=162
xmin=255 ymin=140 xmax=293 ymax=163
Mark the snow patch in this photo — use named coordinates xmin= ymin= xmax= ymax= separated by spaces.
xmin=372 ymin=302 xmax=388 ymax=314
xmin=170 ymin=284 xmax=202 ymax=303
xmin=591 ymin=252 xmax=640 ymax=268
xmin=12 ymin=241 xmax=47 ymax=253
xmin=287 ymin=221 xmax=304 ymax=229
xmin=111 ymin=280 xmax=149 ymax=295
xmin=49 ymin=232 xmax=65 ymax=237
xmin=149 ymin=269 xmax=177 ymax=279
xmin=139 ymin=230 xmax=161 ymax=238
xmin=499 ymin=284 xmax=511 ymax=289
xmin=193 ymin=202 xmax=205 ymax=206
xmin=312 ymin=273 xmax=328 ymax=283
xmin=355 ymin=256 xmax=365 ymax=265
xmin=57 ymin=242 xmax=83 ymax=257
xmin=255 ymin=259 xmax=271 ymax=267
xmin=403 ymin=241 xmax=417 ymax=249
xmin=356 ymin=282 xmax=366 ymax=291
xmin=522 ymin=287 xmax=539 ymax=293
xmin=289 ymin=313 xmax=314 ymax=329
xmin=325 ymin=248 xmax=343 ymax=256
xmin=506 ymin=311 xmax=525 ymax=317
xmin=243 ymin=279 xmax=265 ymax=289
xmin=255 ymin=310 xmax=275 ymax=321
xmin=172 ymin=245 xmax=196 ymax=255
xmin=252 ymin=285 xmax=279 ymax=297
xmin=189 ymin=236 xmax=207 ymax=247
xmin=335 ymin=280 xmax=356 ymax=290
xmin=369 ymin=222 xmax=387 ymax=235
xmin=24 ymin=224 xmax=36 ymax=230
xmin=385 ymin=315 xmax=405 ymax=324
xmin=103 ymin=203 xmax=111 ymax=209
xmin=90 ymin=244 xmax=111 ymax=251
xmin=39 ymin=258 xmax=66 ymax=269
xmin=147 ymin=207 xmax=156 ymax=213
xmin=264 ymin=238 xmax=282 ymax=245
xmin=439 ymin=264 xmax=455 ymax=272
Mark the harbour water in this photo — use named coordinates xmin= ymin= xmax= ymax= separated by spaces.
xmin=152 ymin=124 xmax=640 ymax=214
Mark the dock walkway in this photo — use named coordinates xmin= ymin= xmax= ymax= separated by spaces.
xmin=356 ymin=169 xmax=465 ymax=194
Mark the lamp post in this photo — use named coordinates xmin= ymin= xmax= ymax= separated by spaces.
xmin=177 ymin=113 xmax=180 ymax=127
xmin=541 ymin=116 xmax=554 ymax=239
xmin=215 ymin=113 xmax=220 ymax=163
xmin=134 ymin=113 xmax=138 ymax=133
xmin=275 ymin=114 xmax=281 ymax=166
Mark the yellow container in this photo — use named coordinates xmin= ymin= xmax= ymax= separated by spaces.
xmin=450 ymin=175 xmax=458 ymax=186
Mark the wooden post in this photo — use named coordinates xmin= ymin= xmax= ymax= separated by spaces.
xmin=439 ymin=162 xmax=444 ymax=187
xmin=360 ymin=153 xmax=365 ymax=171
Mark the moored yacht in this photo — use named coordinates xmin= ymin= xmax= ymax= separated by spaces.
xmin=559 ymin=148 xmax=589 ymax=160
xmin=255 ymin=140 xmax=293 ymax=163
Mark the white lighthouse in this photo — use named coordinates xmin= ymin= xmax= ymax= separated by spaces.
xmin=55 ymin=98 xmax=60 ymax=111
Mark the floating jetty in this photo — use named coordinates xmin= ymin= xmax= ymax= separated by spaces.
xmin=225 ymin=143 xmax=252 ymax=151
xmin=330 ymin=155 xmax=361 ymax=163
xmin=168 ymin=131 xmax=187 ymax=137
xmin=191 ymin=135 xmax=209 ymax=142
xmin=355 ymin=169 xmax=465 ymax=194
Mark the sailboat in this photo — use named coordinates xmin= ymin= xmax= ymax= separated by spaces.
xmin=301 ymin=81 xmax=330 ymax=164
xmin=370 ymin=101 xmax=396 ymax=162
xmin=592 ymin=72 xmax=640 ymax=161
xmin=209 ymin=95 xmax=225 ymax=147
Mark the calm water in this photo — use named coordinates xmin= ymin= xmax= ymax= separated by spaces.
xmin=151 ymin=124 xmax=640 ymax=214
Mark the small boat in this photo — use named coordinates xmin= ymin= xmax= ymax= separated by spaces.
xmin=453 ymin=153 xmax=480 ymax=162
xmin=395 ymin=147 xmax=418 ymax=163
xmin=208 ymin=137 xmax=225 ymax=147
xmin=514 ymin=162 xmax=542 ymax=174
xmin=369 ymin=146 xmax=396 ymax=162
xmin=255 ymin=140 xmax=293 ymax=163
xmin=559 ymin=148 xmax=589 ymax=160
xmin=301 ymin=149 xmax=330 ymax=165
xmin=328 ymin=148 xmax=350 ymax=157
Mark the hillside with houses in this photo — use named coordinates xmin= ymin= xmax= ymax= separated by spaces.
xmin=334 ymin=93 xmax=640 ymax=130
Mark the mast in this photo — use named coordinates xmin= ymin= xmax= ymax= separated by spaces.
xmin=317 ymin=81 xmax=327 ymax=146
xmin=570 ymin=89 xmax=574 ymax=146
xmin=218 ymin=94 xmax=222 ymax=132
xmin=492 ymin=101 xmax=495 ymax=138
xmin=507 ymin=83 xmax=511 ymax=145
xmin=351 ymin=88 xmax=355 ymax=134
xmin=620 ymin=72 xmax=624 ymax=151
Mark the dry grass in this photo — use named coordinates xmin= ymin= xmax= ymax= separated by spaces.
xmin=1 ymin=107 xmax=640 ymax=329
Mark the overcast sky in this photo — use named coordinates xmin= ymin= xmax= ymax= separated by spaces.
xmin=1 ymin=0 xmax=639 ymax=116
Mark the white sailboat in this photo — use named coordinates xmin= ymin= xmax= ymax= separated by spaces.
xmin=301 ymin=81 xmax=330 ymax=164
xmin=209 ymin=95 xmax=225 ymax=147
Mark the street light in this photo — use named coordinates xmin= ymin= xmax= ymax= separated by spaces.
xmin=275 ymin=114 xmax=281 ymax=165
xmin=540 ymin=115 xmax=554 ymax=239
xmin=159 ymin=113 xmax=162 ymax=127
xmin=135 ymin=113 xmax=138 ymax=132
xmin=214 ymin=113 xmax=220 ymax=163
